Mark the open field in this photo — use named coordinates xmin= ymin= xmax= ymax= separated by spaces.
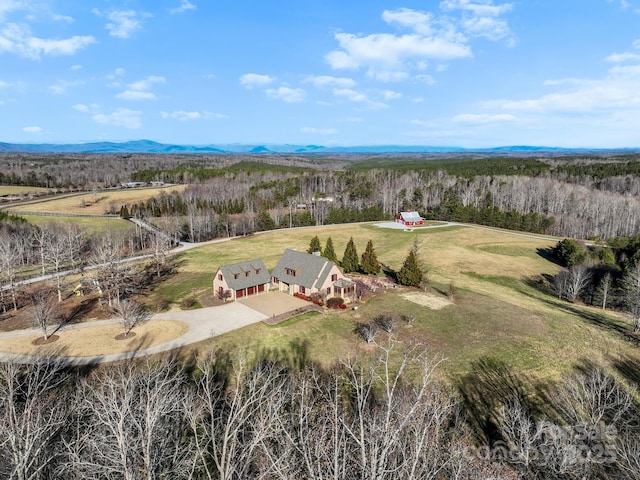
xmin=146 ymin=222 xmax=639 ymax=383
xmin=0 ymin=185 xmax=50 ymax=196
xmin=0 ymin=319 xmax=187 ymax=357
xmin=25 ymin=215 xmax=136 ymax=235
xmin=8 ymin=184 xmax=187 ymax=215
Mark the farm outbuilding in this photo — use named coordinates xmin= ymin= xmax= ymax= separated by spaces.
xmin=396 ymin=211 xmax=424 ymax=226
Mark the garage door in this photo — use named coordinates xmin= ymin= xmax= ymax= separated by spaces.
xmin=236 ymin=289 xmax=245 ymax=298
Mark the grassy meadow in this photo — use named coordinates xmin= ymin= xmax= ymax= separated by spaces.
xmin=152 ymin=223 xmax=639 ymax=383
xmin=0 ymin=185 xmax=50 ymax=196
xmin=9 ymin=185 xmax=187 ymax=216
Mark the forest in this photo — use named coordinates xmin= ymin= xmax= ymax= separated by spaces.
xmin=3 ymin=151 xmax=640 ymax=479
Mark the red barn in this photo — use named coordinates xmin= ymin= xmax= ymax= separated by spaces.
xmin=396 ymin=211 xmax=424 ymax=226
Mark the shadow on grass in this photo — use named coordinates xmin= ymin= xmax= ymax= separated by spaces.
xmin=521 ymin=276 xmax=639 ymax=345
xmin=456 ymin=356 xmax=544 ymax=445
xmin=536 ymin=247 xmax=562 ymax=266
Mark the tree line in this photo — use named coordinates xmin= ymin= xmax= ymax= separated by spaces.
xmin=1 ymin=343 xmax=639 ymax=480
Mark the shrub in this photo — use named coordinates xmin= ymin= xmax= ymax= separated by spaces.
xmin=374 ymin=314 xmax=394 ymax=332
xmin=401 ymin=314 xmax=416 ymax=323
xmin=181 ymin=297 xmax=197 ymax=309
xmin=327 ymin=297 xmax=344 ymax=309
xmin=353 ymin=322 xmax=377 ymax=343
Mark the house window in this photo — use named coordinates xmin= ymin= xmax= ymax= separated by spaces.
xmin=273 ymin=277 xmax=279 ymax=284
xmin=286 ymin=268 xmax=297 ymax=277
xmin=327 ymin=287 xmax=331 ymax=294
xmin=255 ymin=268 xmax=261 ymax=274
xmin=245 ymin=271 xmax=249 ymax=277
xmin=218 ymin=274 xmax=222 ymax=281
xmin=233 ymin=273 xmax=239 ymax=280
xmin=300 ymin=286 xmax=306 ymax=294
xmin=331 ymin=274 xmax=338 ymax=282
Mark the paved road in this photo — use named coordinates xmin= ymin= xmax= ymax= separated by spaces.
xmin=0 ymin=301 xmax=268 ymax=365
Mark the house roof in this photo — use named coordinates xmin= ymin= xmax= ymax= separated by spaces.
xmin=217 ymin=259 xmax=270 ymax=291
xmin=399 ymin=211 xmax=422 ymax=221
xmin=272 ymin=249 xmax=340 ymax=289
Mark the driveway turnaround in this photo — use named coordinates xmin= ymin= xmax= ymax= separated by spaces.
xmin=0 ymin=302 xmax=268 ymax=365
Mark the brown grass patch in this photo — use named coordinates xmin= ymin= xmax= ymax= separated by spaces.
xmin=401 ymin=291 xmax=453 ymax=310
xmin=10 ymin=185 xmax=187 ymax=215
xmin=0 ymin=320 xmax=187 ymax=357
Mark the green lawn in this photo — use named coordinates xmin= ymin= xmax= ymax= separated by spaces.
xmin=155 ymin=222 xmax=640 ymax=385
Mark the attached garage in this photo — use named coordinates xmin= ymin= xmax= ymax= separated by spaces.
xmin=212 ymin=259 xmax=270 ymax=302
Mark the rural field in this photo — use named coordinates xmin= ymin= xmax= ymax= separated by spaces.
xmin=7 ymin=184 xmax=187 ymax=216
xmin=146 ymin=222 xmax=638 ymax=384
xmin=0 ymin=185 xmax=50 ymax=196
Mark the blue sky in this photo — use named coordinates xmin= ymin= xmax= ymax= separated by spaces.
xmin=1 ymin=0 xmax=639 ymax=147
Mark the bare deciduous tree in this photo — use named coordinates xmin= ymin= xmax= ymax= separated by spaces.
xmin=28 ymin=288 xmax=57 ymax=341
xmin=113 ymin=299 xmax=150 ymax=337
xmin=621 ymin=264 xmax=640 ymax=332
xmin=188 ymin=351 xmax=290 ymax=480
xmin=63 ymin=360 xmax=196 ymax=480
xmin=0 ymin=361 xmax=69 ymax=480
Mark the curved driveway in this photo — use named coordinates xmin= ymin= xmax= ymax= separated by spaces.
xmin=0 ymin=301 xmax=268 ymax=365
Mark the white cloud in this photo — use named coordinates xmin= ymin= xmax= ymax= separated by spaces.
xmin=383 ymin=89 xmax=402 ymax=100
xmin=0 ymin=0 xmax=23 ymax=21
xmin=73 ymin=104 xmax=90 ymax=112
xmin=332 ymin=88 xmax=388 ymax=109
xmin=452 ymin=113 xmax=516 ymax=123
xmin=412 ymin=97 xmax=425 ymax=102
xmin=606 ymin=52 xmax=640 ymax=62
xmin=116 ymin=75 xmax=165 ymax=101
xmin=160 ymin=110 xmax=226 ymax=120
xmin=70 ymin=64 xmax=82 ymax=71
xmin=48 ymin=79 xmax=84 ymax=95
xmin=170 ymin=0 xmax=196 ymax=14
xmin=340 ymin=116 xmax=364 ymax=122
xmin=117 ymin=90 xmax=157 ymax=100
xmin=92 ymin=108 xmax=142 ymax=129
xmin=440 ymin=0 xmax=513 ymax=17
xmin=326 ymin=4 xmax=514 ymax=80
xmin=441 ymin=0 xmax=516 ymax=45
xmin=52 ymin=13 xmax=73 ymax=23
xmin=305 ymin=75 xmax=356 ymax=88
xmin=95 ymin=9 xmax=151 ymax=39
xmin=239 ymin=73 xmax=275 ymax=89
xmin=369 ymin=70 xmax=410 ymax=82
xmin=0 ymin=23 xmax=94 ymax=59
xmin=266 ymin=86 xmax=306 ymax=103
xmin=415 ymin=74 xmax=437 ymax=85
xmin=495 ymin=63 xmax=640 ymax=113
xmin=301 ymin=127 xmax=337 ymax=135
xmin=23 ymin=125 xmax=42 ymax=133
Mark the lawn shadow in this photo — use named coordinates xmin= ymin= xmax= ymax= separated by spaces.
xmin=254 ymin=338 xmax=311 ymax=371
xmin=521 ymin=276 xmax=639 ymax=345
xmin=536 ymin=247 xmax=562 ymax=266
xmin=456 ymin=356 xmax=545 ymax=445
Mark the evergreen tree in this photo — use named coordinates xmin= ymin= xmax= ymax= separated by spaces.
xmin=341 ymin=237 xmax=359 ymax=273
xmin=361 ymin=239 xmax=381 ymax=275
xmin=397 ymin=249 xmax=423 ymax=287
xmin=256 ymin=206 xmax=276 ymax=231
xmin=323 ymin=237 xmax=338 ymax=263
xmin=307 ymin=235 xmax=322 ymax=254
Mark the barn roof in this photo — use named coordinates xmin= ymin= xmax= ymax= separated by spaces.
xmin=399 ymin=211 xmax=422 ymax=221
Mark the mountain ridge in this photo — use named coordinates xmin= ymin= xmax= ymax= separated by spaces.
xmin=0 ymin=140 xmax=636 ymax=155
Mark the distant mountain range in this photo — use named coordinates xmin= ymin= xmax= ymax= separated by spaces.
xmin=0 ymin=140 xmax=636 ymax=155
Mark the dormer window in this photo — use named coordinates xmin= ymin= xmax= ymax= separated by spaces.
xmin=286 ymin=268 xmax=297 ymax=277
xmin=233 ymin=273 xmax=239 ymax=280
xmin=245 ymin=271 xmax=249 ymax=277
